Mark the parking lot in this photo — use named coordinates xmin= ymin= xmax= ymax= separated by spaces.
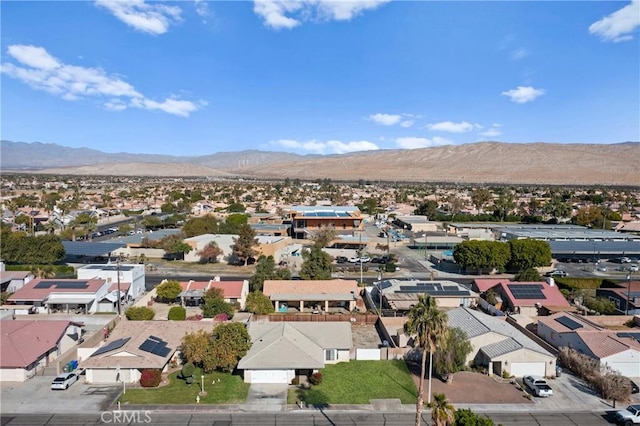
xmin=0 ymin=376 xmax=121 ymax=414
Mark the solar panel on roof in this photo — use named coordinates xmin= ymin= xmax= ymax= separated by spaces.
xmin=139 ymin=336 xmax=172 ymax=357
xmin=555 ymin=316 xmax=583 ymax=330
xmin=508 ymin=284 xmax=546 ymax=300
xmin=91 ymin=337 xmax=131 ymax=357
xmin=54 ymin=281 xmax=89 ymax=289
xmin=34 ymin=282 xmax=55 ymax=289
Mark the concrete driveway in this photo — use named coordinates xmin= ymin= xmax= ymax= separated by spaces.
xmin=245 ymin=383 xmax=288 ymax=412
xmin=1 ymin=376 xmax=121 ymax=414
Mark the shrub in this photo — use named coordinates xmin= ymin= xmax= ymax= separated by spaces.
xmin=455 ymin=408 xmax=495 ymax=426
xmin=140 ymin=369 xmax=162 ymax=387
xmin=384 ymin=262 xmax=397 ymax=273
xmin=309 ymin=372 xmax=323 ymax=386
xmin=168 ymin=306 xmax=186 ymax=321
xmin=125 ymin=306 xmax=155 ymax=320
xmin=186 ymin=376 xmax=194 ymax=385
xmin=181 ymin=362 xmax=195 ymax=379
xmin=214 ymin=313 xmax=229 ymax=321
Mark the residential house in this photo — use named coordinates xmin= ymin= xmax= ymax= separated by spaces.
xmin=175 ymin=278 xmax=249 ymax=309
xmin=183 ymin=234 xmax=237 ymax=263
xmin=81 ymin=321 xmax=213 ymax=383
xmin=373 ymin=279 xmax=478 ymax=313
xmin=473 ymin=278 xmax=570 ymax=316
xmin=287 ymin=206 xmax=364 ymax=240
xmin=254 ymin=236 xmax=302 ymax=264
xmin=447 ymin=307 xmax=557 ymax=377
xmin=392 ymin=216 xmax=438 ymax=233
xmin=263 ymin=279 xmax=360 ymax=313
xmin=537 ymin=312 xmax=640 ymax=377
xmin=237 ymin=322 xmax=352 ymax=383
xmin=596 ymin=281 xmax=640 ymax=315
xmin=7 ymin=279 xmax=113 ymax=314
xmin=1 ymin=320 xmax=84 ymax=382
xmin=0 ymin=270 xmax=34 ymax=293
xmin=77 ymin=263 xmax=145 ymax=299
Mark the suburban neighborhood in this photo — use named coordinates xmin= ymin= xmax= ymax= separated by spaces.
xmin=1 ymin=176 xmax=640 ymax=426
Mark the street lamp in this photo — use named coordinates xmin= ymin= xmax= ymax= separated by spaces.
xmin=201 ymin=374 xmax=205 ymax=393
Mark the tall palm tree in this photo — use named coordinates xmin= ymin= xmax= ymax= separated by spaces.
xmin=404 ymin=294 xmax=450 ymax=426
xmin=431 ymin=393 xmax=455 ymax=426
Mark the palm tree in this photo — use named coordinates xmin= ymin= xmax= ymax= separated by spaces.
xmin=431 ymin=393 xmax=455 ymax=426
xmin=404 ymin=294 xmax=450 ymax=426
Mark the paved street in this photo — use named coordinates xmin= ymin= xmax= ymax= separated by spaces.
xmin=0 ymin=411 xmax=616 ymax=425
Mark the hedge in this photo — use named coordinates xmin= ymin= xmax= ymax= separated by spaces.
xmin=140 ymin=369 xmax=162 ymax=387
xmin=5 ymin=264 xmax=75 ymax=277
xmin=125 ymin=306 xmax=155 ymax=320
xmin=168 ymin=306 xmax=186 ymax=321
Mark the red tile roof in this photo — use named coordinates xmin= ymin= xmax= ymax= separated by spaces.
xmin=108 ymin=282 xmax=131 ymax=292
xmin=263 ymin=279 xmax=359 ymax=296
xmin=499 ymin=281 xmax=570 ymax=307
xmin=1 ymin=320 xmax=77 ymax=368
xmin=8 ymin=279 xmax=108 ymax=302
xmin=473 ymin=278 xmax=507 ymax=293
xmin=178 ymin=280 xmax=244 ymax=298
xmin=576 ymin=330 xmax=640 ymax=359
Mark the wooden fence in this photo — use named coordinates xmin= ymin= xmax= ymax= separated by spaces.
xmin=252 ymin=313 xmax=379 ymax=324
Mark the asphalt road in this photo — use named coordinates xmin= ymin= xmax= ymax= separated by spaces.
xmin=0 ymin=411 xmax=616 ymax=426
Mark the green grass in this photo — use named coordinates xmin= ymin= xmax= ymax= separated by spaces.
xmin=292 ymin=360 xmax=417 ymax=405
xmin=119 ymin=368 xmax=249 ymax=405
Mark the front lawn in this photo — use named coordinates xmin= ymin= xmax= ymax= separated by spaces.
xmin=119 ymin=369 xmax=249 ymax=405
xmin=291 ymin=360 xmax=417 ymax=405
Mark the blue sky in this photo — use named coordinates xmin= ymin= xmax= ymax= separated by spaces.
xmin=1 ymin=1 xmax=639 ymax=156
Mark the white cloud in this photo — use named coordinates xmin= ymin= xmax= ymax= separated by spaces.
xmin=501 ymin=86 xmax=545 ymax=103
xmin=400 ymin=120 xmax=414 ymax=128
xmin=273 ymin=138 xmax=379 ymax=154
xmin=253 ymin=0 xmax=389 ymax=30
xmin=395 ymin=136 xmax=451 ymax=149
xmin=195 ymin=0 xmax=209 ymax=18
xmin=510 ymin=47 xmax=528 ymax=60
xmin=479 ymin=128 xmax=501 ymax=137
xmin=427 ymin=121 xmax=476 ymax=133
xmin=589 ymin=0 xmax=640 ymax=42
xmin=368 ymin=113 xmax=402 ymax=126
xmin=95 ymin=0 xmax=182 ymax=35
xmin=1 ymin=44 xmax=203 ymax=117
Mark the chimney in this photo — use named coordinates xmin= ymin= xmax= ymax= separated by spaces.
xmin=546 ymin=277 xmax=555 ymax=287
xmin=213 ymin=276 xmax=221 ymax=282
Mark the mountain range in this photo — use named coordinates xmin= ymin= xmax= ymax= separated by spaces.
xmin=1 ymin=140 xmax=639 ymax=186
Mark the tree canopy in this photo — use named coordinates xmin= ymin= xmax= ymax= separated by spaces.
xmin=181 ymin=322 xmax=251 ymax=373
xmin=453 ymin=240 xmax=511 ymax=273
xmin=155 ymin=280 xmax=182 ymax=302
xmin=182 ymin=215 xmax=219 ymax=237
xmin=201 ymin=287 xmax=234 ymax=319
xmin=197 ymin=241 xmax=223 ymax=264
xmin=249 ymin=255 xmax=291 ymax=292
xmin=245 ymin=291 xmax=275 ymax=314
xmin=299 ymin=245 xmax=332 ymax=280
xmin=0 ymin=226 xmax=65 ymax=264
xmin=433 ymin=327 xmax=472 ymax=376
xmin=507 ymin=239 xmax=552 ymax=271
xmin=231 ymin=224 xmax=258 ymax=265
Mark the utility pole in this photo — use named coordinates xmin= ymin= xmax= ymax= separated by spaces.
xmin=626 ymin=274 xmax=632 ymax=316
xmin=116 ymin=257 xmax=122 ymax=318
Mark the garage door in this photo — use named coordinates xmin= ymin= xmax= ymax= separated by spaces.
xmin=249 ymin=370 xmax=289 ymax=384
xmin=510 ymin=362 xmax=545 ymax=378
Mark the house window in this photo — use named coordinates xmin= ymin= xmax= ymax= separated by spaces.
xmin=608 ymin=297 xmax=620 ymax=309
xmin=325 ymin=349 xmax=337 ymax=361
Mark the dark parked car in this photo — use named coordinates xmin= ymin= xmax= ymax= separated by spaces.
xmin=630 ymin=379 xmax=639 ymax=394
xmin=335 ymin=256 xmax=348 ymax=264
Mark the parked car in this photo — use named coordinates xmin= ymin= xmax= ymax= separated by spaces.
xmin=335 ymin=256 xmax=348 ymax=264
xmin=627 ymin=264 xmax=639 ymax=272
xmin=523 ymin=375 xmax=554 ymax=397
xmin=614 ymin=404 xmax=640 ymax=425
xmin=597 ymin=265 xmax=608 ymax=272
xmin=630 ymin=379 xmax=640 ymax=394
xmin=546 ymin=269 xmax=568 ymax=277
xmin=51 ymin=372 xmax=78 ymax=390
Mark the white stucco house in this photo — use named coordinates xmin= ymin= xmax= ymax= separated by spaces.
xmin=77 ymin=263 xmax=146 ymax=299
xmin=183 ymin=234 xmax=237 ymax=263
xmin=538 ymin=312 xmax=640 ymax=377
xmin=446 ymin=307 xmax=557 ymax=378
xmin=238 ymin=322 xmax=353 ymax=384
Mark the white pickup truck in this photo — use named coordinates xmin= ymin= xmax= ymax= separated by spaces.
xmin=523 ymin=375 xmax=554 ymax=397
xmin=615 ymin=405 xmax=640 ymax=426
